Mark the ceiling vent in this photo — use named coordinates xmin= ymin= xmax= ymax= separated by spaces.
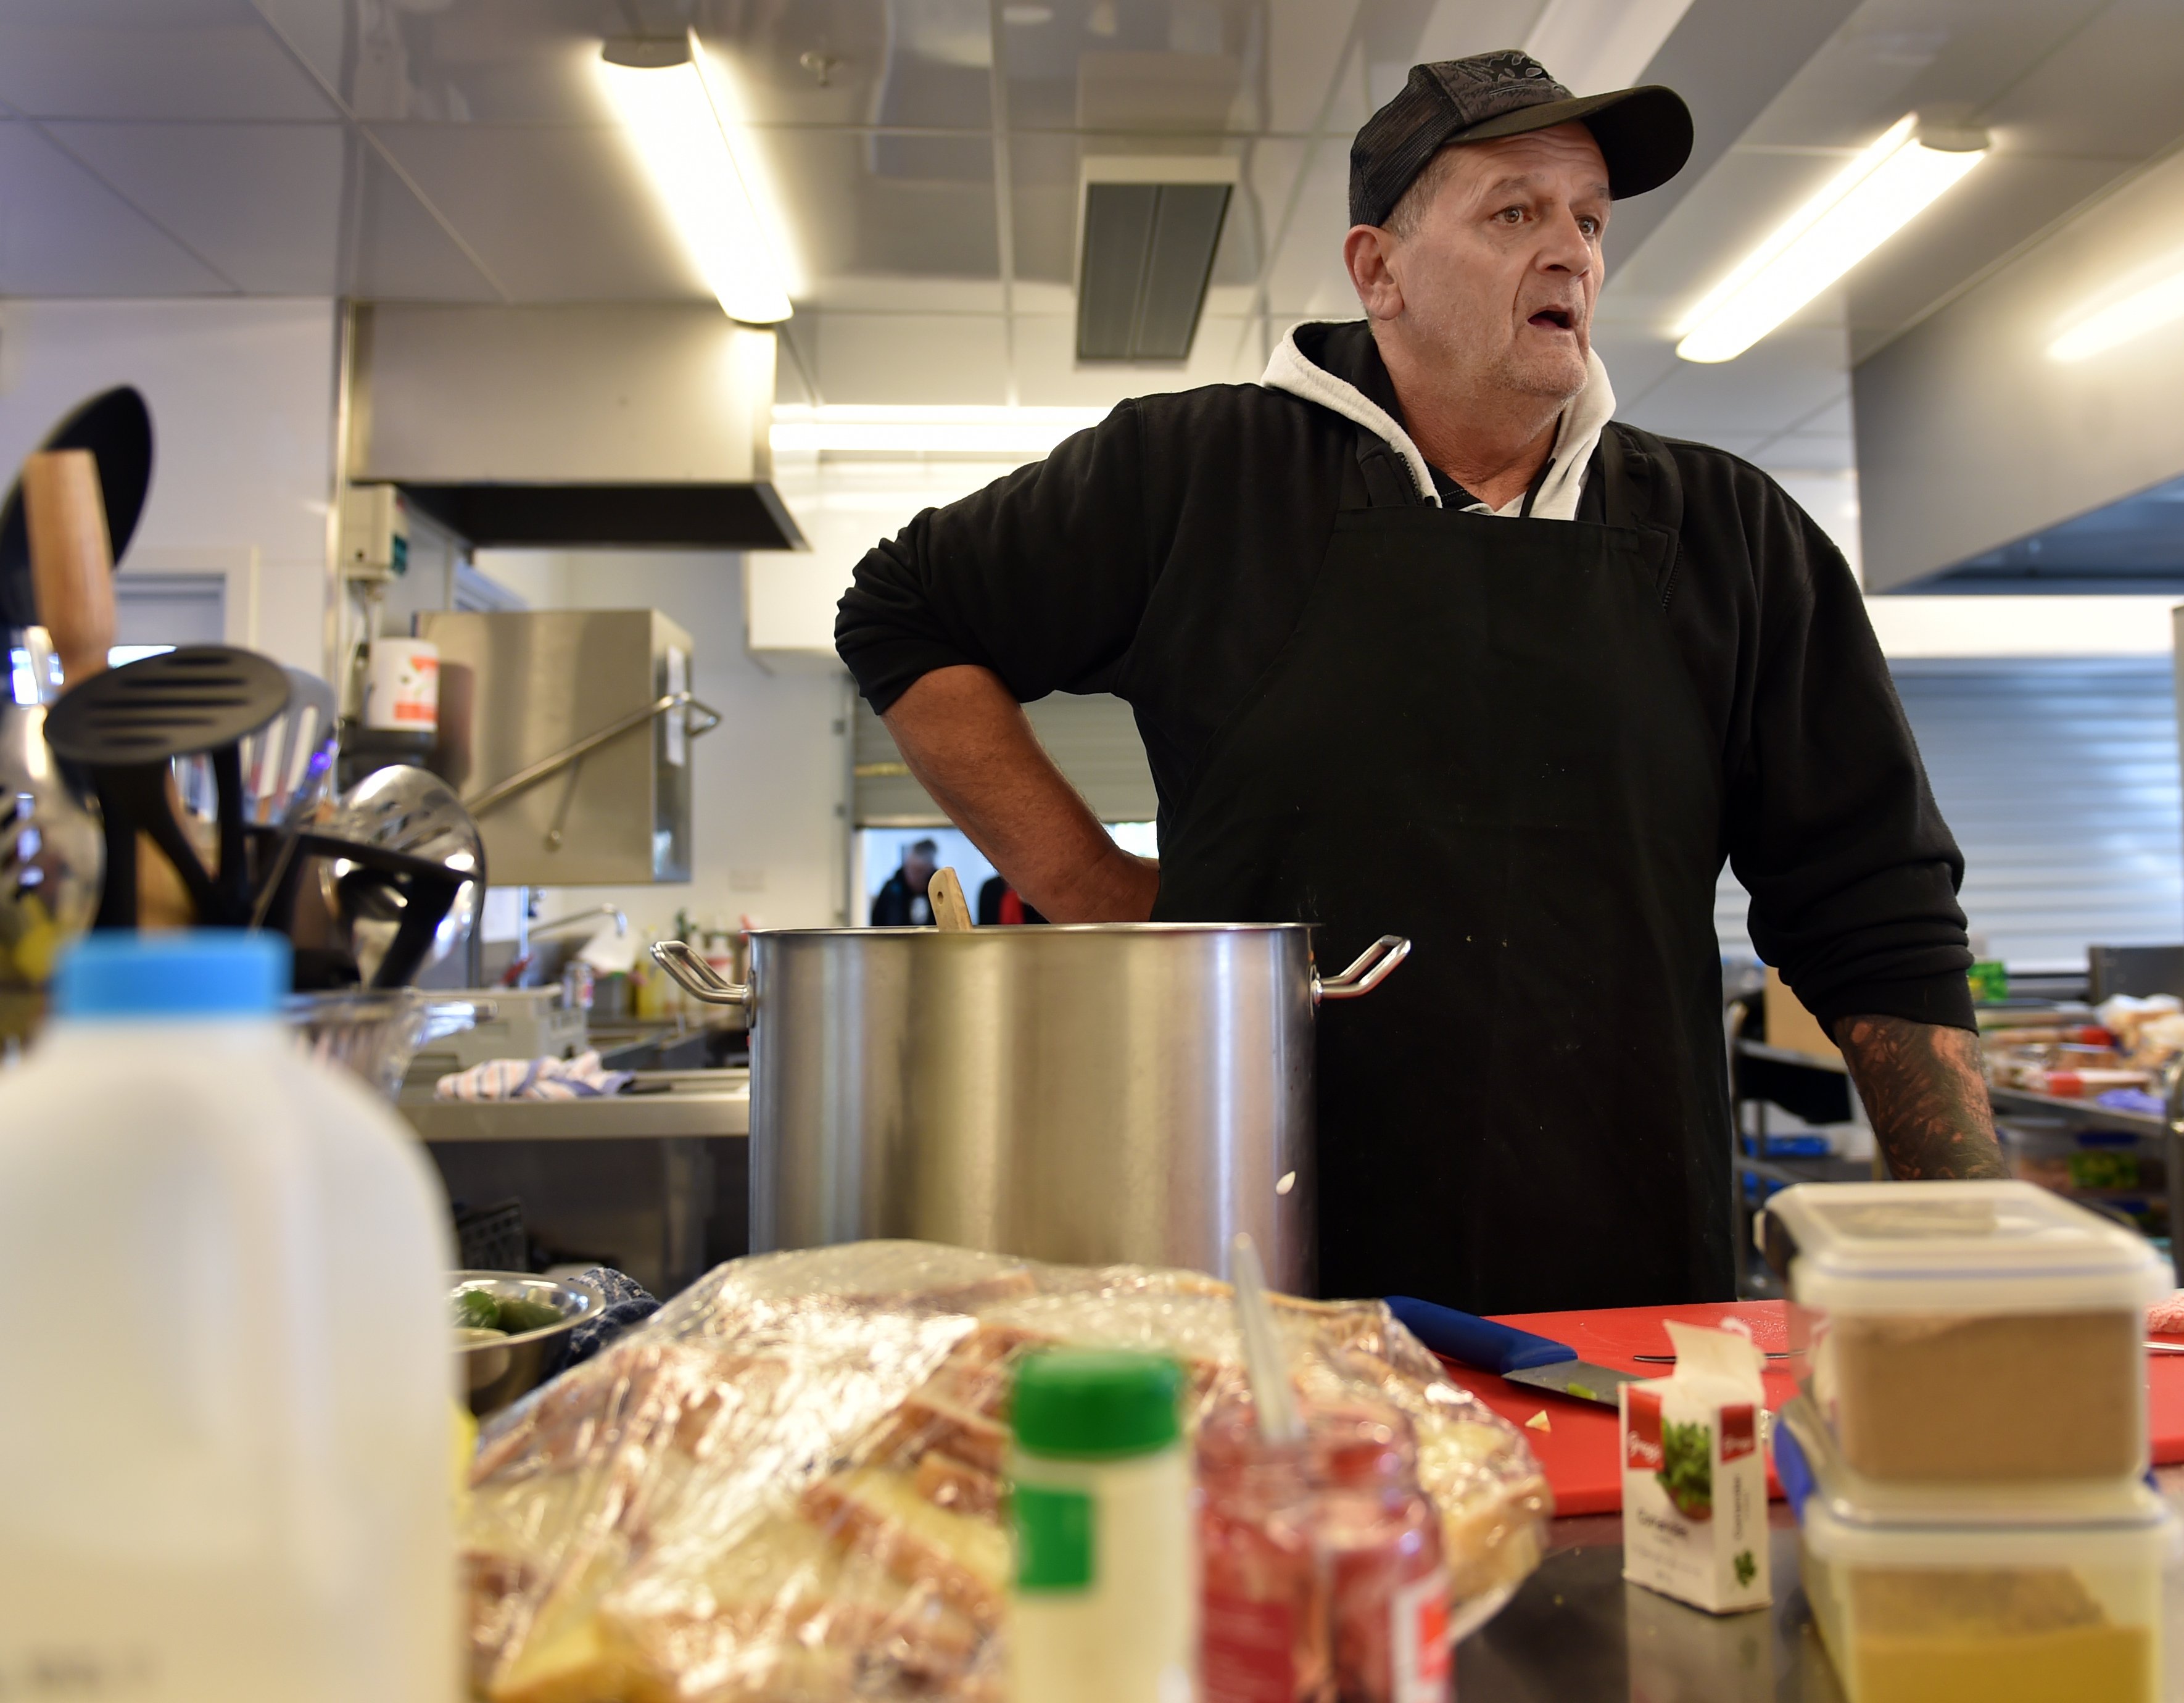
xmin=1075 ymin=157 xmax=1236 ymax=364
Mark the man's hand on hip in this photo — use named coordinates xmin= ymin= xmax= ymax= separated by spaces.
xmin=881 ymin=665 xmax=1158 ymax=924
xmin=1832 ymin=1014 xmax=2009 ymax=1181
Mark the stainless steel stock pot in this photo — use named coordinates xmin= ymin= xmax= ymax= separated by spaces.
xmin=653 ymin=923 xmax=1408 ymax=1294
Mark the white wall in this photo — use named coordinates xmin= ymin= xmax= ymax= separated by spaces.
xmin=0 ymin=298 xmax=337 ymax=671
xmin=474 ymin=549 xmax=850 ymax=939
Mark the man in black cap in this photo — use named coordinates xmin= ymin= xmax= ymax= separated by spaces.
xmin=837 ymin=52 xmax=2004 ymax=1313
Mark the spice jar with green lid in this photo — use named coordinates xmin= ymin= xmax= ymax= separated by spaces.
xmin=1008 ymin=1348 xmax=1197 ymax=1703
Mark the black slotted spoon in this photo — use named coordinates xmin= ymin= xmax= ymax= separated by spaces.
xmin=43 ymin=645 xmax=292 ymax=929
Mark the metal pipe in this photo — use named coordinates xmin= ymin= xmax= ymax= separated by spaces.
xmin=532 ymin=903 xmax=627 ymax=940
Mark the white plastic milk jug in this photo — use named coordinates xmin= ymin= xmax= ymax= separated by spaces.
xmin=0 ymin=932 xmax=457 ymax=1701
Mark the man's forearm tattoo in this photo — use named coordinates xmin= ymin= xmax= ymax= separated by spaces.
xmin=1832 ymin=1014 xmax=2010 ymax=1182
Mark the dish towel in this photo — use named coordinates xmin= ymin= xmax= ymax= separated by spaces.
xmin=435 ymin=1050 xmax=634 ymax=1102
xmin=565 ymin=1266 xmax=663 ymax=1367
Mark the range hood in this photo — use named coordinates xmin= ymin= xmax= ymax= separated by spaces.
xmin=346 ymin=304 xmax=806 ymax=551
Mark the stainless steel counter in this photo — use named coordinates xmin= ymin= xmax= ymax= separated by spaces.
xmin=1459 ymin=1466 xmax=2184 ymax=1700
xmin=397 ymin=1068 xmax=748 ymax=1142
xmin=397 ymin=1069 xmax=749 ymax=1296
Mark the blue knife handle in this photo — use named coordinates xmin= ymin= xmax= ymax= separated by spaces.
xmin=1386 ymin=1296 xmax=1578 ymax=1374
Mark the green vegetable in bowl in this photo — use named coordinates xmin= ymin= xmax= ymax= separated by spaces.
xmin=452 ymin=1288 xmax=503 ymax=1332
xmin=1657 ymin=1418 xmax=1713 ymax=1521
xmin=495 ymin=1297 xmax=566 ymax=1336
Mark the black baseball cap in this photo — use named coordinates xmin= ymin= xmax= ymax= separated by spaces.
xmin=1351 ymin=50 xmax=1694 ymax=229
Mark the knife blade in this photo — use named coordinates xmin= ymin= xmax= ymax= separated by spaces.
xmin=1386 ymin=1295 xmax=1638 ymax=1409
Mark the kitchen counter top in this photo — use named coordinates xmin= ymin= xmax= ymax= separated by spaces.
xmin=396 ymin=1068 xmax=748 ymax=1142
xmin=1457 ymin=1466 xmax=2184 ymax=1700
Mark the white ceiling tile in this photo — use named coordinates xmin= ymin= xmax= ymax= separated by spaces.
xmin=1009 ymin=305 xmax=1263 ymax=405
xmin=339 ymin=142 xmax=498 ymax=302
xmin=1010 ymin=130 xmax=1080 ymax=286
xmin=1587 ymin=322 xmax=1682 ymax=407
xmin=255 ymin=0 xmax=621 ymax=125
xmin=1608 ymin=146 xmax=1855 ymax=326
xmin=1790 ymin=395 xmax=1852 ymax=435
xmin=0 ymin=118 xmax=234 ymax=294
xmin=0 ymin=0 xmax=334 ymax=120
xmin=1843 ymin=152 xmax=2130 ymax=339
xmin=1413 ymin=0 xmax=1549 ymax=67
xmin=1618 ymin=324 xmax=1847 ymax=439
xmin=811 ymin=311 xmax=1012 ymax=404
xmin=368 ymin=122 xmax=701 ymax=302
xmin=1752 ymin=432 xmax=1855 ymax=473
xmin=764 ymin=127 xmax=1001 ymax=302
xmin=46 ymin=120 xmax=343 ymax=293
xmin=1972 ymin=0 xmax=2184 ymax=162
xmin=1262 ymin=0 xmax=1363 ymax=133
xmin=1739 ymin=0 xmax=2103 ymax=152
xmin=1261 ymin=144 xmax=1352 ymax=316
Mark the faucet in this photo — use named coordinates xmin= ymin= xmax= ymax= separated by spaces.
xmin=531 ymin=903 xmax=629 ymax=941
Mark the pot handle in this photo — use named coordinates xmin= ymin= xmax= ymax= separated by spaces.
xmin=651 ymin=940 xmax=751 ymax=1008
xmin=1314 ymin=935 xmax=1411 ymax=1003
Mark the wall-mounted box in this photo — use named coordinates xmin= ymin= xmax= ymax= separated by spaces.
xmin=421 ymin=610 xmax=704 ymax=887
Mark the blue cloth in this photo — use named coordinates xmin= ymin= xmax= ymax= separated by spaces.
xmin=2095 ymin=1087 xmax=2164 ymax=1116
xmin=564 ymin=1266 xmax=661 ymax=1367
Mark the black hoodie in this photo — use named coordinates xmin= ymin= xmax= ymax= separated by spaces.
xmin=836 ymin=320 xmax=1974 ymax=1035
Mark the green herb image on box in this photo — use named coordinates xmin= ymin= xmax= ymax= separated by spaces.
xmin=1657 ymin=1419 xmax=1713 ymax=1521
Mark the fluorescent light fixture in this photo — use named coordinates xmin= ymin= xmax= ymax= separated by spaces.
xmin=1676 ymin=115 xmax=1987 ymax=364
xmin=2048 ymin=262 xmax=2184 ymax=363
xmin=597 ymin=31 xmax=793 ymax=325
xmin=771 ymin=405 xmax=1109 ymax=455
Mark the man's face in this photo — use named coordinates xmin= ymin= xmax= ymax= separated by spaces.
xmin=904 ymin=848 xmax=936 ymax=886
xmin=1367 ymin=123 xmax=1609 ymax=403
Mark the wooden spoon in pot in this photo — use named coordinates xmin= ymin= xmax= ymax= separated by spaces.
xmin=929 ymin=866 xmax=973 ymax=932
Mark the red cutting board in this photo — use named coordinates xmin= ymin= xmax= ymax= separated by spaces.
xmin=1438 ymin=1301 xmax=2184 ymax=1518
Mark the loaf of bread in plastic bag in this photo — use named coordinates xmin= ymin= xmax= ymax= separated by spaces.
xmin=464 ymin=1242 xmax=1551 ymax=1701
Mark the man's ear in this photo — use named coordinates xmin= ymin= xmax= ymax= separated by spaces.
xmin=1343 ymin=225 xmax=1404 ymax=321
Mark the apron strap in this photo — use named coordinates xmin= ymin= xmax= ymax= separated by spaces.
xmin=1597 ymin=421 xmax=1686 ymax=605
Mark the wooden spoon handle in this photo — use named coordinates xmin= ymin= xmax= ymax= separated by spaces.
xmin=23 ymin=449 xmax=117 ymax=686
xmin=930 ymin=866 xmax=974 ymax=932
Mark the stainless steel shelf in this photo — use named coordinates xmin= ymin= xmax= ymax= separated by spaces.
xmin=397 ymin=1069 xmax=749 ymax=1143
xmin=1987 ymin=1082 xmax=2165 ymax=1140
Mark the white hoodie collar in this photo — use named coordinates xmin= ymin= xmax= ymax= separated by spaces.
xmin=1260 ymin=322 xmax=1616 ymax=521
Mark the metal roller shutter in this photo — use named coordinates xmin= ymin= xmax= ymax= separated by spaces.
xmin=1718 ymin=658 xmax=2183 ymax=972
xmin=853 ymin=692 xmax=1158 ymax=827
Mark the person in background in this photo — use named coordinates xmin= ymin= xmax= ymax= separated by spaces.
xmin=871 ymin=839 xmax=938 ymax=926
xmin=978 ymin=874 xmax=1046 ymax=926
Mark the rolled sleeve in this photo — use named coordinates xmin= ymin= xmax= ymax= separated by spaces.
xmin=835 ymin=401 xmax=1156 ymax=713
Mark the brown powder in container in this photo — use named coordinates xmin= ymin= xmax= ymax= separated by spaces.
xmin=1825 ymin=1309 xmax=2139 ymax=1481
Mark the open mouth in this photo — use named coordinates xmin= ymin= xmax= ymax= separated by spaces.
xmin=1528 ymin=307 xmax=1576 ymax=332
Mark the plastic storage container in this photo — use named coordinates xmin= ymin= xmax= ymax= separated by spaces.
xmin=0 ymin=932 xmax=458 ymax=1702
xmin=1777 ymin=1397 xmax=2177 ymax=1703
xmin=1763 ymin=1180 xmax=2169 ymax=1483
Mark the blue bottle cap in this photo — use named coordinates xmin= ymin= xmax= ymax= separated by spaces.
xmin=54 ymin=930 xmax=290 ymax=1019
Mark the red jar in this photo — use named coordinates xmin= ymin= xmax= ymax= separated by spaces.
xmin=1309 ymin=1403 xmax=1451 ymax=1703
xmin=1197 ymin=1398 xmax=1331 ymax=1703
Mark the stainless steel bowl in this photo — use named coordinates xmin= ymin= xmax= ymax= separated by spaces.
xmin=451 ymin=1270 xmax=605 ymax=1417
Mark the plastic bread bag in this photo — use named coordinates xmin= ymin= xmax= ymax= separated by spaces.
xmin=463 ymin=1242 xmax=1552 ymax=1702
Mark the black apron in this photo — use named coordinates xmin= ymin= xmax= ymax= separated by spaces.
xmin=1152 ymin=424 xmax=1734 ymax=1312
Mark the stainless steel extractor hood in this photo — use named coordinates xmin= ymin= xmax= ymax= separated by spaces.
xmin=1075 ymin=157 xmax=1235 ymax=364
xmin=347 ymin=304 xmax=806 ymax=551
